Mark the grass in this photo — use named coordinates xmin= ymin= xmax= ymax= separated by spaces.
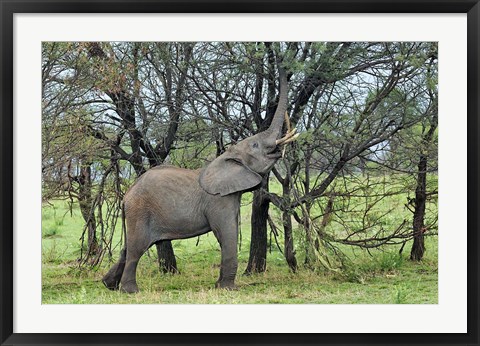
xmin=42 ymin=197 xmax=438 ymax=304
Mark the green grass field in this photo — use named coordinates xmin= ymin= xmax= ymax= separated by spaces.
xmin=42 ymin=196 xmax=438 ymax=304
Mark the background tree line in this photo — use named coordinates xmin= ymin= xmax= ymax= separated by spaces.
xmin=42 ymin=41 xmax=438 ymax=273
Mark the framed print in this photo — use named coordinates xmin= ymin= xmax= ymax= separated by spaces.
xmin=1 ymin=1 xmax=479 ymax=345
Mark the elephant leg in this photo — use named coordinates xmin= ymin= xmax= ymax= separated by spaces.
xmin=102 ymin=248 xmax=127 ymax=290
xmin=212 ymin=216 xmax=239 ymax=290
xmin=120 ymin=220 xmax=152 ymax=293
xmin=120 ymin=250 xmax=142 ymax=293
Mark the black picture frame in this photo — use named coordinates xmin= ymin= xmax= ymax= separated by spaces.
xmin=1 ymin=1 xmax=478 ymax=345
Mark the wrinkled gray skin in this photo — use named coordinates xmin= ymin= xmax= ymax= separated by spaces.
xmin=102 ymin=69 xmax=289 ymax=293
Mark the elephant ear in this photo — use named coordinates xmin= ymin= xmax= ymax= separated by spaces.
xmin=199 ymin=155 xmax=262 ymax=196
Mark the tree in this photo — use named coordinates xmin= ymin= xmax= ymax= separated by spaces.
xmin=266 ymin=42 xmax=438 ymax=268
xmin=42 ymin=42 xmax=196 ymax=269
xmin=408 ymin=52 xmax=438 ymax=261
xmin=42 ymin=41 xmax=438 ymax=274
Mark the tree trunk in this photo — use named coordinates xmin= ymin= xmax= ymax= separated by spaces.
xmin=315 ymin=195 xmax=334 ymax=251
xmin=410 ymin=102 xmax=437 ymax=261
xmin=281 ymin=167 xmax=298 ymax=272
xmin=410 ymin=155 xmax=427 ymax=261
xmin=245 ymin=177 xmax=269 ymax=274
xmin=283 ymin=210 xmax=297 ymax=272
xmin=303 ymin=203 xmax=314 ymax=267
xmin=156 ymin=241 xmax=179 ymax=273
xmin=77 ymin=162 xmax=99 ymax=258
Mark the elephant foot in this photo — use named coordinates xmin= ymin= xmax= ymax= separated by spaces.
xmin=215 ymin=281 xmax=238 ymax=290
xmin=102 ymin=261 xmax=125 ymax=291
xmin=120 ymin=280 xmax=139 ymax=294
xmin=102 ymin=276 xmax=120 ymax=291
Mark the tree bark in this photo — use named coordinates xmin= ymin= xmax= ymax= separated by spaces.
xmin=245 ymin=177 xmax=269 ymax=274
xmin=76 ymin=162 xmax=99 ymax=259
xmin=303 ymin=203 xmax=314 ymax=267
xmin=410 ymin=155 xmax=427 ymax=261
xmin=156 ymin=241 xmax=179 ymax=274
xmin=410 ymin=95 xmax=437 ymax=261
xmin=281 ymin=165 xmax=298 ymax=272
xmin=283 ymin=210 xmax=297 ymax=272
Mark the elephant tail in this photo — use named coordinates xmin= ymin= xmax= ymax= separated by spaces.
xmin=121 ymin=201 xmax=127 ymax=246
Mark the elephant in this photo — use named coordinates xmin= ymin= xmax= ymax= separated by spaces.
xmin=102 ymin=68 xmax=298 ymax=293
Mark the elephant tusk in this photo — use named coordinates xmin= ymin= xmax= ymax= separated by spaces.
xmin=276 ymin=128 xmax=297 ymax=144
xmin=276 ymin=128 xmax=297 ymax=145
xmin=278 ymin=114 xmax=298 ymax=158
xmin=280 ymin=131 xmax=299 ymax=158
xmin=280 ymin=133 xmax=300 ymax=145
xmin=285 ymin=111 xmax=291 ymax=133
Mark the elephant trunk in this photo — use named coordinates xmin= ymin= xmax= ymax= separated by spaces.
xmin=266 ymin=67 xmax=289 ymax=139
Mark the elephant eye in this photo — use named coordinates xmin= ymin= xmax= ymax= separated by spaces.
xmin=252 ymin=142 xmax=259 ymax=149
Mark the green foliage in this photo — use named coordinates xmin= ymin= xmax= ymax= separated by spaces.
xmin=393 ymin=284 xmax=410 ymax=304
xmin=42 ymin=238 xmax=438 ymax=304
xmin=42 ymin=240 xmax=67 ymax=264
xmin=43 ymin=225 xmax=59 ymax=238
xmin=168 ymin=119 xmax=216 ymax=169
xmin=42 ymin=205 xmax=66 ymax=238
xmin=377 ymin=252 xmax=405 ymax=271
